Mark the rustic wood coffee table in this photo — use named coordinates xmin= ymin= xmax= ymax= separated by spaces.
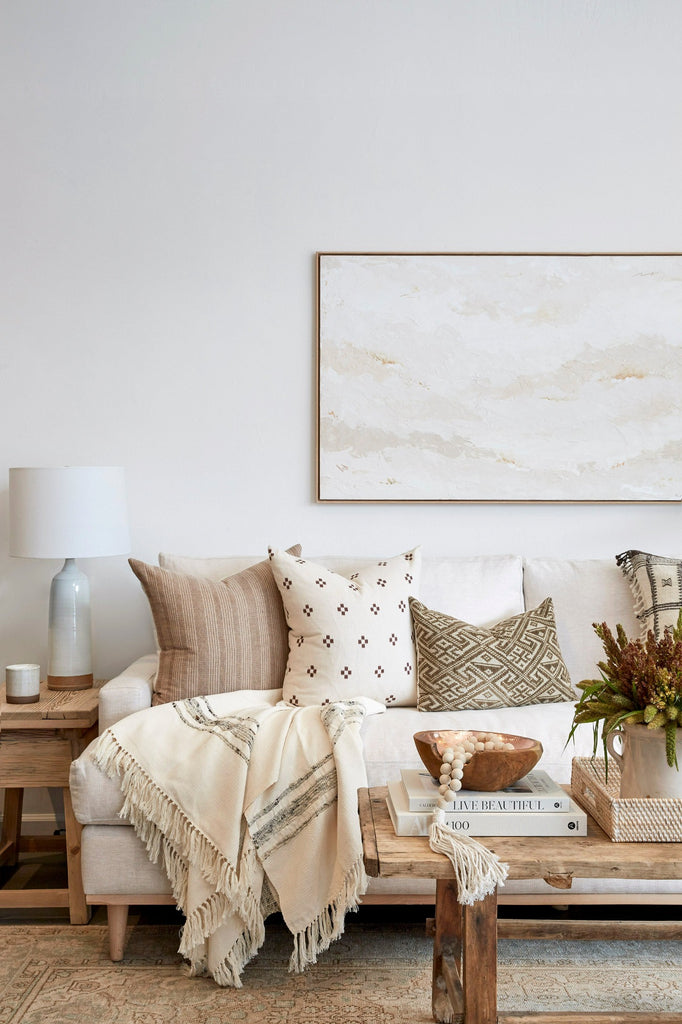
xmin=358 ymin=786 xmax=682 ymax=1024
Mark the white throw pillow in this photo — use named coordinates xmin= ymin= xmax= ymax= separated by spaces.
xmin=269 ymin=547 xmax=421 ymax=707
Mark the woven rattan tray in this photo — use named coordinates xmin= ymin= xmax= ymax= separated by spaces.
xmin=571 ymin=757 xmax=682 ymax=842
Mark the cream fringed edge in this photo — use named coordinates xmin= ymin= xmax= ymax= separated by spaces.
xmin=289 ymin=856 xmax=368 ymax=974
xmin=615 ymin=551 xmax=648 ymax=623
xmin=429 ymin=810 xmax=509 ymax=905
xmin=93 ymin=731 xmax=264 ymax=988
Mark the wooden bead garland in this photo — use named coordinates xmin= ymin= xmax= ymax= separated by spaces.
xmin=436 ymin=731 xmax=516 ymax=808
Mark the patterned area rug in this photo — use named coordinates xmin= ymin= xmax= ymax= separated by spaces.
xmin=2 ymin=917 xmax=681 ymax=1022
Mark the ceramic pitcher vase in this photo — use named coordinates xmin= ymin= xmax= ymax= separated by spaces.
xmin=606 ymin=722 xmax=682 ymax=799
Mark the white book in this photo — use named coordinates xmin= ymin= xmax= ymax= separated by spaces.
xmin=387 ymin=780 xmax=588 ymax=838
xmin=400 ymin=767 xmax=571 ymax=813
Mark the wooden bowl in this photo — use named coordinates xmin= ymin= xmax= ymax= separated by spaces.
xmin=413 ymin=730 xmax=543 ymax=792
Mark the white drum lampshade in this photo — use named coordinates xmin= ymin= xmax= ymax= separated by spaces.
xmin=9 ymin=467 xmax=130 ymax=690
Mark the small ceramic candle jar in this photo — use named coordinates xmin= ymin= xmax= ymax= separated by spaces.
xmin=5 ymin=663 xmax=41 ymax=704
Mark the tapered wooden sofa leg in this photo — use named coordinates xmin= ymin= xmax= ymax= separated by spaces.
xmin=108 ymin=904 xmax=129 ymax=961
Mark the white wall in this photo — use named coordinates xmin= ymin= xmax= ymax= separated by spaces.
xmin=2 ymin=0 xmax=681 ymax=680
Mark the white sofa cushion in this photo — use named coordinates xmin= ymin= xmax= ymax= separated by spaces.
xmin=359 ymin=701 xmax=598 ymax=789
xmin=523 ymin=558 xmax=639 ymax=688
xmin=75 ymin=697 xmax=591 ymax=823
xmin=158 ymin=552 xmax=265 ymax=578
xmin=417 ymin=554 xmax=525 ymax=625
xmin=320 ymin=554 xmax=524 ymax=627
xmin=159 ymin=552 xmax=525 ymax=626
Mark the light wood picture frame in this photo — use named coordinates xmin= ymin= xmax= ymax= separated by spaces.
xmin=316 ymin=252 xmax=682 ymax=503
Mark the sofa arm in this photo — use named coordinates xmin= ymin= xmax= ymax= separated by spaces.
xmin=98 ymin=653 xmax=158 ymax=733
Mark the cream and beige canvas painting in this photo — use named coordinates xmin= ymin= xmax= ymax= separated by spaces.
xmin=317 ymin=253 xmax=682 ymax=502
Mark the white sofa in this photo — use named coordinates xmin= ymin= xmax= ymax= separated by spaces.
xmin=70 ymin=552 xmax=682 ymax=958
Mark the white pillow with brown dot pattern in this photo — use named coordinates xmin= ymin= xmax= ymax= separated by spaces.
xmin=269 ymin=547 xmax=421 ymax=707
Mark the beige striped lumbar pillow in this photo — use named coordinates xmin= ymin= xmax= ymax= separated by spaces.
xmin=129 ymin=545 xmax=301 ymax=704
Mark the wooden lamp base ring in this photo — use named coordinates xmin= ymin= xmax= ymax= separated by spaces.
xmin=47 ymin=673 xmax=94 ymax=691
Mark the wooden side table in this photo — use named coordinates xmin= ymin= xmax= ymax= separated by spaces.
xmin=0 ymin=681 xmax=102 ymax=924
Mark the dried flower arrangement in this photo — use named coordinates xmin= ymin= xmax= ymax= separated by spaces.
xmin=568 ymin=610 xmax=682 ymax=770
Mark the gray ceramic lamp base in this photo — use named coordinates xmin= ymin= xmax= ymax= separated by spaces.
xmin=47 ymin=558 xmax=94 ymax=692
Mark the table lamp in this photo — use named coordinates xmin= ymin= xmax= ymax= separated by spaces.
xmin=9 ymin=466 xmax=130 ymax=690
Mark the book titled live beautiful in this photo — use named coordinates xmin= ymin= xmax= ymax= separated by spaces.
xmin=387 ymin=780 xmax=588 ymax=838
xmin=400 ymin=768 xmax=571 ymax=813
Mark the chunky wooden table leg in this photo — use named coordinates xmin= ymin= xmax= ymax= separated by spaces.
xmin=0 ymin=788 xmax=23 ymax=867
xmin=432 ymin=878 xmax=464 ymax=1024
xmin=63 ymin=786 xmax=90 ymax=924
xmin=462 ymin=889 xmax=498 ymax=1023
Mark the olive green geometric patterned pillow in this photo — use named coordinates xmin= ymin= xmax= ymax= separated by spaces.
xmin=410 ymin=596 xmax=575 ymax=712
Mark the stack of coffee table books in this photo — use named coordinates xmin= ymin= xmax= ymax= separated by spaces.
xmin=387 ymin=768 xmax=587 ymax=837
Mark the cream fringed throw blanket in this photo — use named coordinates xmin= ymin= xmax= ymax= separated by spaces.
xmin=92 ymin=693 xmax=369 ymax=986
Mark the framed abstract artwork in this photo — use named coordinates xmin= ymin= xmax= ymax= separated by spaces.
xmin=316 ymin=252 xmax=682 ymax=503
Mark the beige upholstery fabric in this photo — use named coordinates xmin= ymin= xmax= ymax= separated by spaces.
xmin=70 ymin=740 xmax=126 ymax=824
xmin=98 ymin=653 xmax=157 ymax=733
xmin=78 ymin=823 xmax=682 ymax=899
xmin=411 ymin=596 xmax=575 ymax=712
xmin=80 ymin=825 xmax=173 ymax=895
xmin=129 ymin=546 xmax=300 ymax=704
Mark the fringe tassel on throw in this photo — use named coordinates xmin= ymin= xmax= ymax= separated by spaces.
xmin=288 ymin=856 xmax=368 ymax=973
xmin=93 ymin=731 xmax=264 ymax=986
xmin=429 ymin=810 xmax=509 ymax=905
xmin=209 ymin=927 xmax=262 ymax=988
xmin=615 ymin=550 xmax=647 ymax=623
